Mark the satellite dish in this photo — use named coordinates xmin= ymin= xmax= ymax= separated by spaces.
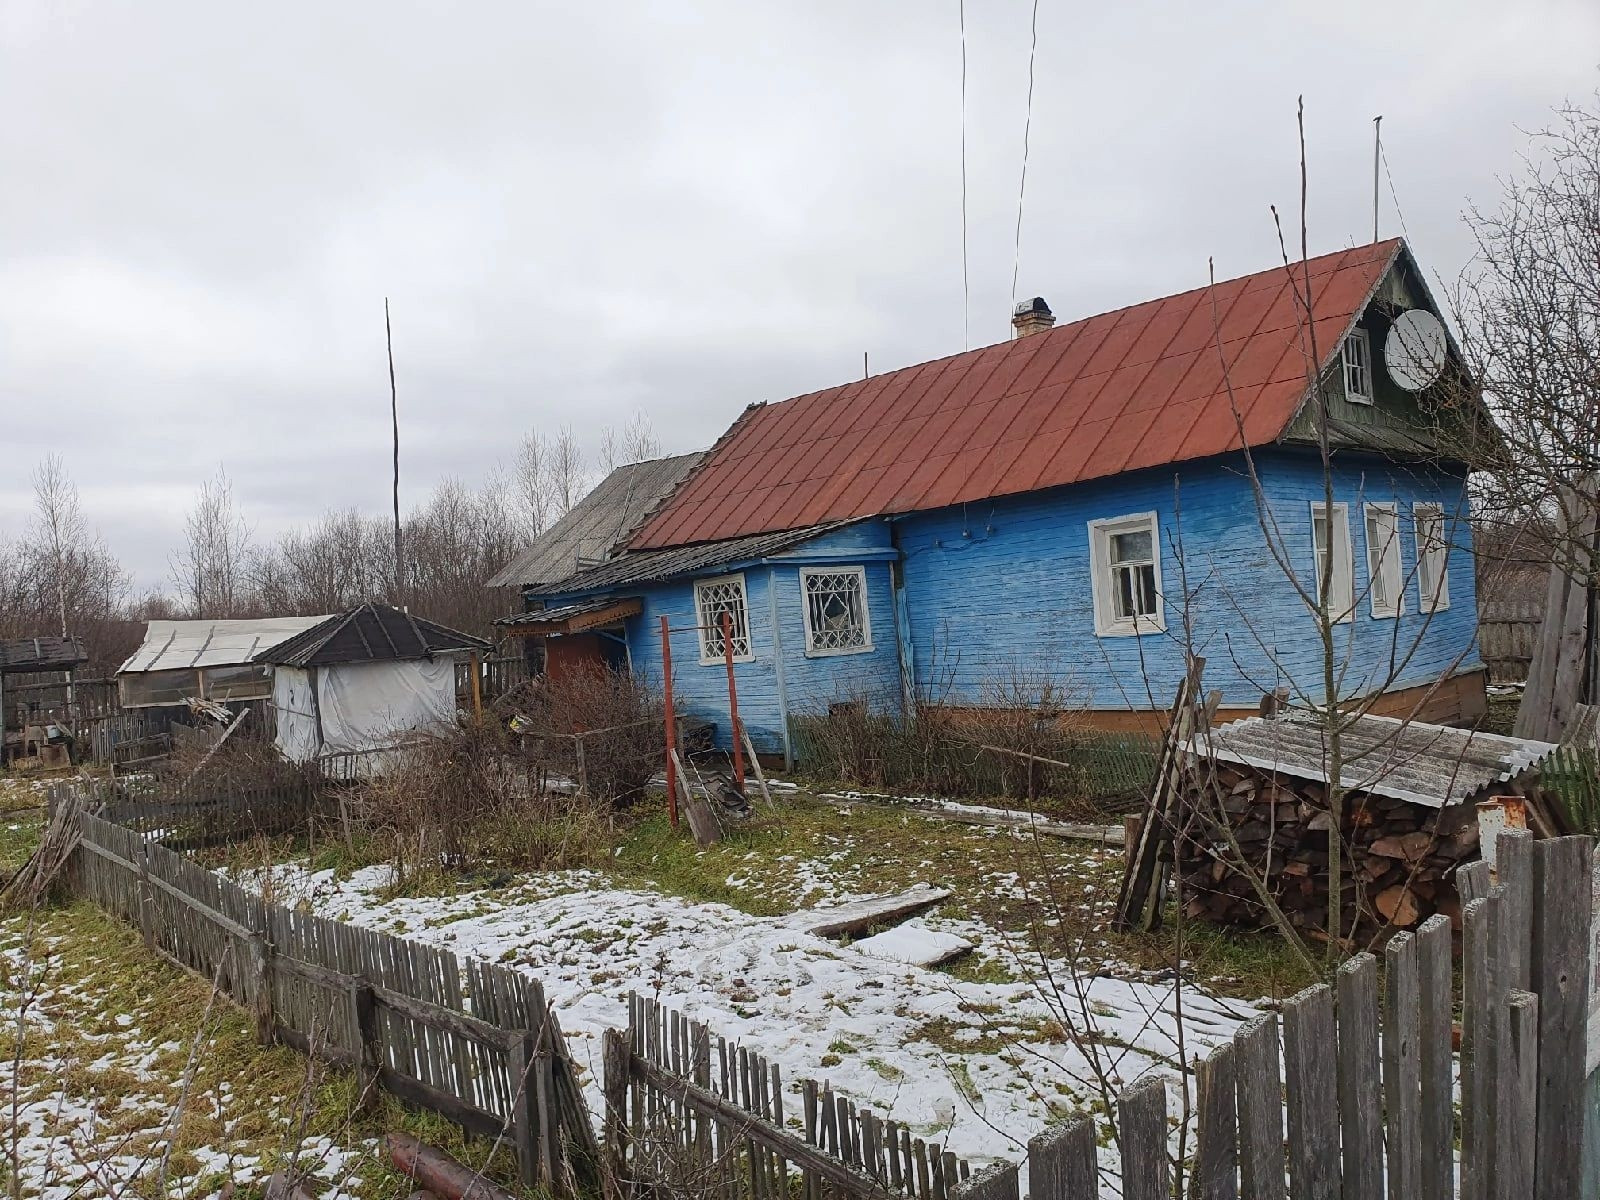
xmin=1384 ymin=309 xmax=1448 ymax=391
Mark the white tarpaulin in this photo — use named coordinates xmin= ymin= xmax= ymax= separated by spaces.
xmin=121 ymin=616 xmax=332 ymax=673
xmin=273 ymin=657 xmax=460 ymax=763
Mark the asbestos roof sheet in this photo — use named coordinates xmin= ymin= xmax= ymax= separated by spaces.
xmin=1194 ymin=712 xmax=1558 ymax=810
xmin=535 ymin=522 xmax=852 ymax=598
xmin=254 ymin=603 xmax=490 ymax=667
xmin=487 ymin=452 xmax=705 ymax=589
xmin=634 ymin=240 xmax=1404 ymax=549
xmin=119 ymin=616 xmax=332 ymax=674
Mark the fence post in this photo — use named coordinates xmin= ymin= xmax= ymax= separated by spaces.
xmin=1504 ymin=989 xmax=1540 ymax=1197
xmin=1192 ymin=1042 xmax=1238 ymax=1200
xmin=1531 ymin=835 xmax=1593 ymax=1198
xmin=574 ymin=734 xmax=588 ymax=799
xmin=602 ymin=1028 xmax=630 ymax=1200
xmin=1335 ymin=954 xmax=1384 ymax=1200
xmin=246 ymin=930 xmax=275 ymax=1045
xmin=135 ymin=838 xmax=155 ymax=951
xmin=1117 ymin=1074 xmax=1168 ymax=1200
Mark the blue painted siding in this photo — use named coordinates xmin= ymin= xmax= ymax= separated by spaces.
xmin=541 ymin=522 xmax=903 ymax=755
xmin=528 ymin=449 xmax=1479 ymax=740
xmin=895 ymin=448 xmax=1479 ymax=711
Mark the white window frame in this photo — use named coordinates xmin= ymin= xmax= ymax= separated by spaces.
xmin=1363 ymin=502 xmax=1404 ymax=619
xmin=1310 ymin=502 xmax=1355 ymax=623
xmin=694 ymin=572 xmax=754 ymax=664
xmin=799 ymin=566 xmax=874 ymax=657
xmin=1088 ymin=512 xmax=1165 ymax=637
xmin=1343 ymin=328 xmax=1374 ymax=405
xmin=1414 ymin=503 xmax=1451 ymax=613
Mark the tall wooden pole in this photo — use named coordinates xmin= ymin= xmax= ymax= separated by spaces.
xmin=721 ymin=610 xmax=745 ymax=795
xmin=661 ymin=615 xmax=678 ymax=828
xmin=386 ymin=298 xmax=403 ymax=603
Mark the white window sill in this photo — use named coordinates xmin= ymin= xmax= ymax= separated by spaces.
xmin=1094 ymin=619 xmax=1166 ymax=639
xmin=804 ymin=643 xmax=875 ymax=659
xmin=699 ymin=655 xmax=755 ymax=666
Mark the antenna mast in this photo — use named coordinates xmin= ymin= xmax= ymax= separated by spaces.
xmin=1372 ymin=115 xmax=1383 ymax=242
xmin=386 ymin=298 xmax=402 ymax=602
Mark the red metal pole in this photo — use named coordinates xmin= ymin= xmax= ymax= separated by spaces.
xmin=661 ymin=614 xmax=678 ymax=828
xmin=721 ymin=609 xmax=745 ymax=795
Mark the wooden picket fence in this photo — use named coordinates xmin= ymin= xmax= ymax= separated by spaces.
xmin=61 ymin=794 xmax=597 ymax=1193
xmin=84 ymin=776 xmax=322 ymax=850
xmin=1478 ymin=599 xmax=1543 ymax=683
xmin=604 ymin=994 xmax=975 ymax=1200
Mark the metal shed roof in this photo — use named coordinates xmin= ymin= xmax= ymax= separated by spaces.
xmin=254 ymin=603 xmax=489 ymax=667
xmin=119 ymin=616 xmax=332 ymax=674
xmin=1195 ymin=712 xmax=1558 ymax=810
xmin=488 ymin=452 xmax=705 ymax=589
xmin=634 ymin=241 xmax=1410 ymax=549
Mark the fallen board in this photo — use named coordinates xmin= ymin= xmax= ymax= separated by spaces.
xmin=796 ymin=883 xmax=952 ymax=937
xmin=848 ymin=921 xmax=972 ymax=967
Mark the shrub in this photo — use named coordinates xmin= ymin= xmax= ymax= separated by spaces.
xmin=502 ymin=664 xmax=664 ymax=809
xmin=357 ymin=717 xmax=609 ymax=888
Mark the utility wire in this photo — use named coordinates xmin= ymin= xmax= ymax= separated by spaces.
xmin=1379 ymin=143 xmax=1413 ymax=245
xmin=1010 ymin=0 xmax=1041 ymax=314
xmin=959 ymin=0 xmax=969 ymax=349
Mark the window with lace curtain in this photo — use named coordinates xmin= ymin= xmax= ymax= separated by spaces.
xmin=800 ymin=567 xmax=872 ymax=655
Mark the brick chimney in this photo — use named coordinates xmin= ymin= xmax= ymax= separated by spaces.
xmin=1011 ymin=296 xmax=1054 ymax=338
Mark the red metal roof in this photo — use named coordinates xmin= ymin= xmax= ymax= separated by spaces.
xmin=633 ymin=240 xmax=1403 ymax=550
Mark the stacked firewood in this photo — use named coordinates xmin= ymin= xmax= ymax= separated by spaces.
xmin=1174 ymin=763 xmax=1482 ymax=935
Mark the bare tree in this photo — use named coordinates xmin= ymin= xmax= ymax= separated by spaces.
xmin=1456 ymin=95 xmax=1600 ymax=729
xmin=599 ymin=410 xmax=662 ymax=474
xmin=550 ymin=425 xmax=586 ymax=519
xmin=31 ymin=455 xmax=88 ymax=638
xmin=170 ymin=467 xmax=253 ymax=619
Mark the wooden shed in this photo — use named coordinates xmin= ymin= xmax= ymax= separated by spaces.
xmin=1177 ymin=712 xmax=1559 ymax=935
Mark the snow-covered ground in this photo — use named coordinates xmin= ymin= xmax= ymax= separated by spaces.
xmin=240 ymin=838 xmax=1257 ymax=1170
xmin=0 ymin=910 xmax=374 ymax=1199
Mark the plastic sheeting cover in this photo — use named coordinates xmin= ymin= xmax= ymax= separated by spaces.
xmin=273 ymin=657 xmax=460 ymax=762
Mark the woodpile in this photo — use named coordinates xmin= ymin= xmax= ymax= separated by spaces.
xmin=1175 ymin=762 xmax=1481 ymax=935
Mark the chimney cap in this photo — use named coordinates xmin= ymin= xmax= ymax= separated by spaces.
xmin=1012 ymin=296 xmax=1052 ymax=319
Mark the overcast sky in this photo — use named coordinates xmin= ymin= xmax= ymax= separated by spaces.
xmin=3 ymin=2 xmax=1596 ymax=592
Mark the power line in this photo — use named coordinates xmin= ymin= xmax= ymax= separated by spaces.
xmin=959 ymin=0 xmax=969 ymax=350
xmin=1380 ymin=142 xmax=1413 ymax=245
xmin=1010 ymin=0 xmax=1040 ymax=314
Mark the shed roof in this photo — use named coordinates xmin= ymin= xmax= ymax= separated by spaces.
xmin=1195 ymin=712 xmax=1558 ymax=810
xmin=532 ymin=522 xmax=853 ymax=597
xmin=254 ymin=604 xmax=490 ymax=667
xmin=488 ymin=452 xmax=705 ymax=589
xmin=496 ymin=597 xmax=643 ymax=635
xmin=0 ymin=636 xmax=87 ymax=674
xmin=634 ymin=240 xmax=1407 ymax=549
xmin=119 ymin=617 xmax=332 ymax=674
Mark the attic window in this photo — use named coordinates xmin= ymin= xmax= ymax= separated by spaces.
xmin=1343 ymin=328 xmax=1374 ymax=405
xmin=1089 ymin=513 xmax=1164 ymax=637
xmin=800 ymin=567 xmax=872 ymax=655
xmin=695 ymin=573 xmax=753 ymax=663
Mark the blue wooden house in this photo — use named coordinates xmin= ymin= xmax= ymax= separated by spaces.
xmin=496 ymin=240 xmax=1490 ymax=764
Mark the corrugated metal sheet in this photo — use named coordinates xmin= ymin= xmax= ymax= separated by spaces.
xmin=255 ymin=603 xmax=489 ymax=667
xmin=496 ymin=598 xmax=642 ymax=631
xmin=488 ymin=451 xmax=705 ymax=589
xmin=535 ymin=522 xmax=854 ymax=597
xmin=1195 ymin=711 xmax=1557 ymax=810
xmin=119 ymin=617 xmax=332 ymax=674
xmin=634 ymin=240 xmax=1403 ymax=549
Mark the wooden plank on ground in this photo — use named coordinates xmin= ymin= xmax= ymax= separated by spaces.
xmin=847 ymin=922 xmax=971 ymax=967
xmin=797 ymin=884 xmax=952 ymax=937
